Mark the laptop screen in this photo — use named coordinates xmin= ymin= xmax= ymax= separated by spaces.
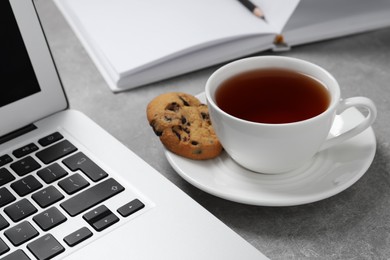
xmin=0 ymin=0 xmax=67 ymax=137
xmin=1 ymin=0 xmax=41 ymax=108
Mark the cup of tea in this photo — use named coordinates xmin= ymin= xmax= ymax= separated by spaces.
xmin=205 ymin=56 xmax=377 ymax=174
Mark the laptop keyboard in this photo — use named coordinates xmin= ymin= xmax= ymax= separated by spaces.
xmin=0 ymin=131 xmax=146 ymax=260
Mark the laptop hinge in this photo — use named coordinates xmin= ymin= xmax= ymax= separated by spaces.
xmin=0 ymin=124 xmax=37 ymax=145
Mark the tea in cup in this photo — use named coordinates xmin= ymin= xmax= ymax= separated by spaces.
xmin=205 ymin=56 xmax=377 ymax=174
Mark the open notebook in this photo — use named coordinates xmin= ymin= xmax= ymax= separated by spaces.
xmin=55 ymin=0 xmax=390 ymax=92
xmin=0 ymin=0 xmax=267 ymax=259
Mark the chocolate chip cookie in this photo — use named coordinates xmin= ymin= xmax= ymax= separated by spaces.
xmin=146 ymin=92 xmax=222 ymax=160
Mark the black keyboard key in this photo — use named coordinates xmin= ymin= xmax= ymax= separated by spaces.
xmin=0 ymin=187 xmax=16 ymax=208
xmin=0 ymin=154 xmax=13 ymax=167
xmin=4 ymin=221 xmax=39 ymax=246
xmin=58 ymin=173 xmax=89 ymax=195
xmin=33 ymin=207 xmax=67 ymax=231
xmin=92 ymin=212 xmax=119 ymax=231
xmin=0 ymin=214 xmax=10 ymax=231
xmin=63 ymin=152 xmax=108 ymax=182
xmin=38 ymin=132 xmax=63 ymax=147
xmin=4 ymin=199 xmax=37 ymax=222
xmin=32 ymin=185 xmax=64 ymax=208
xmin=83 ymin=205 xmax=111 ymax=223
xmin=13 ymin=143 xmax=39 ymax=158
xmin=60 ymin=178 xmax=124 ymax=216
xmin=117 ymin=199 xmax=145 ymax=217
xmin=27 ymin=234 xmax=64 ymax=260
xmin=36 ymin=140 xmax=77 ymax=164
xmin=2 ymin=249 xmax=31 ymax=260
xmin=83 ymin=205 xmax=119 ymax=231
xmin=0 ymin=168 xmax=15 ymax=186
xmin=63 ymin=227 xmax=92 ymax=247
xmin=0 ymin=237 xmax=10 ymax=256
xmin=37 ymin=163 xmax=68 ymax=184
xmin=10 ymin=156 xmax=41 ymax=177
xmin=11 ymin=175 xmax=42 ymax=197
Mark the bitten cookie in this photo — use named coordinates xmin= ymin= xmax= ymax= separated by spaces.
xmin=146 ymin=92 xmax=222 ymax=160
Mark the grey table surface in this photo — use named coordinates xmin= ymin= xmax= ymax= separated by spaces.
xmin=34 ymin=1 xmax=390 ymax=259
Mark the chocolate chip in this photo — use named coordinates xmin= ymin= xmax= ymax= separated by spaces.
xmin=191 ymin=141 xmax=199 ymax=146
xmin=181 ymin=116 xmax=187 ymax=124
xmin=172 ymin=125 xmax=182 ymax=140
xmin=166 ymin=102 xmax=180 ymax=112
xmin=150 ymin=120 xmax=163 ymax=136
xmin=164 ymin=116 xmax=172 ymax=122
xmin=178 ymin=96 xmax=190 ymax=106
xmin=201 ymin=112 xmax=209 ymax=120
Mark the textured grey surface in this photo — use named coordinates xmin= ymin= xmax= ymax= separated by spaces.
xmin=34 ymin=0 xmax=390 ymax=259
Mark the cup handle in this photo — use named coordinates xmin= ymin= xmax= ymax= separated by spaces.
xmin=319 ymin=97 xmax=377 ymax=151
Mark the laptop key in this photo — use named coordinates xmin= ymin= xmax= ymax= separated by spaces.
xmin=27 ymin=234 xmax=64 ymax=260
xmin=36 ymin=139 xmax=77 ymax=164
xmin=10 ymin=156 xmax=41 ymax=176
xmin=4 ymin=198 xmax=37 ymax=222
xmin=0 ymin=154 xmax=13 ymax=167
xmin=0 ymin=168 xmax=15 ymax=186
xmin=4 ymin=221 xmax=39 ymax=246
xmin=37 ymin=163 xmax=68 ymax=184
xmin=38 ymin=132 xmax=63 ymax=147
xmin=83 ymin=204 xmax=111 ymax=223
xmin=2 ymin=249 xmax=31 ymax=260
xmin=0 ymin=214 xmax=10 ymax=231
xmin=83 ymin=205 xmax=119 ymax=231
xmin=117 ymin=199 xmax=145 ymax=217
xmin=13 ymin=143 xmax=39 ymax=158
xmin=63 ymin=226 xmax=93 ymax=247
xmin=33 ymin=207 xmax=67 ymax=231
xmin=63 ymin=152 xmax=108 ymax=182
xmin=118 ymin=199 xmax=145 ymax=217
xmin=32 ymin=185 xmax=64 ymax=208
xmin=0 ymin=237 xmax=10 ymax=256
xmin=0 ymin=187 xmax=16 ymax=208
xmin=92 ymin=212 xmax=119 ymax=231
xmin=60 ymin=178 xmax=124 ymax=216
xmin=11 ymin=175 xmax=42 ymax=197
xmin=58 ymin=173 xmax=89 ymax=195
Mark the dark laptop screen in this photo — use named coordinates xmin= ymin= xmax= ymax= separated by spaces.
xmin=1 ymin=0 xmax=41 ymax=108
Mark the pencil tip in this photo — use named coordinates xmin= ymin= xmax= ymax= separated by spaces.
xmin=253 ymin=7 xmax=266 ymax=21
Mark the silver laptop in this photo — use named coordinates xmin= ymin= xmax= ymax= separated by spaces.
xmin=0 ymin=0 xmax=267 ymax=259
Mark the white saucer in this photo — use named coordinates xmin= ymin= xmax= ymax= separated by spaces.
xmin=164 ymin=93 xmax=376 ymax=206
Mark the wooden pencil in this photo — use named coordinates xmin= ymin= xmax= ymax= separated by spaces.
xmin=237 ymin=0 xmax=266 ymax=21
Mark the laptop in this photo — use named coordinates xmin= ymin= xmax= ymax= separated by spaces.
xmin=0 ymin=0 xmax=268 ymax=259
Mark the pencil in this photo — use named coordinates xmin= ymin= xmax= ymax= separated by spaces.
xmin=237 ymin=0 xmax=266 ymax=21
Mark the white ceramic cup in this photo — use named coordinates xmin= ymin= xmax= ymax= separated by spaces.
xmin=205 ymin=56 xmax=377 ymax=174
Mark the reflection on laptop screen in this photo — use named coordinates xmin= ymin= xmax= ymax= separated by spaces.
xmin=1 ymin=0 xmax=40 ymax=108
